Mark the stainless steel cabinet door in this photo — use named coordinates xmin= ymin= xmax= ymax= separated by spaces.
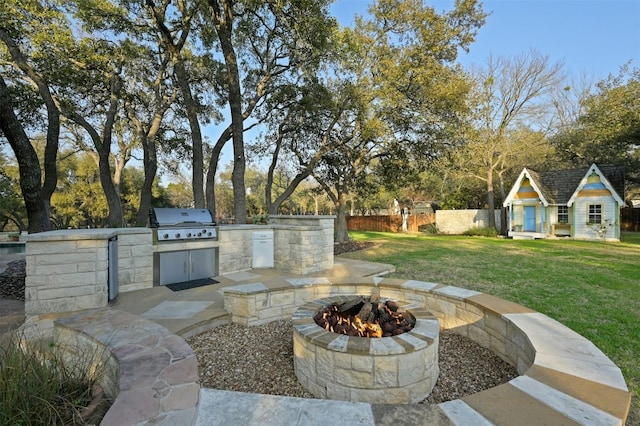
xmin=159 ymin=250 xmax=190 ymax=285
xmin=190 ymin=248 xmax=216 ymax=280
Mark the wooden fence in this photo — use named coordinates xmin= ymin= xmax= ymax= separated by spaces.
xmin=346 ymin=214 xmax=435 ymax=233
xmin=621 ymin=208 xmax=640 ymax=232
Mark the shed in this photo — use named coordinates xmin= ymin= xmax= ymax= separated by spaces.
xmin=503 ymin=164 xmax=625 ymax=241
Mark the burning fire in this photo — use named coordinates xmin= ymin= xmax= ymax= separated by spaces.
xmin=314 ymin=298 xmax=414 ymax=338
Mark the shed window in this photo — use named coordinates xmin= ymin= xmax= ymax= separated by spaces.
xmin=588 ymin=204 xmax=602 ymax=224
xmin=557 ymin=206 xmax=568 ymax=223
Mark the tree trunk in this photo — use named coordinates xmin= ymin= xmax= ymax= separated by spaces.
xmin=64 ymin=70 xmax=124 ymax=228
xmin=205 ymin=126 xmax=232 ymax=218
xmin=174 ymin=60 xmax=205 ymax=208
xmin=136 ymin=145 xmax=157 ymax=226
xmin=210 ymin=0 xmax=247 ymax=223
xmin=486 ymin=166 xmax=496 ymax=229
xmin=335 ymin=192 xmax=350 ymax=243
xmin=498 ymin=173 xmax=507 ymax=235
xmin=41 ymin=107 xmax=59 ymax=224
xmin=0 ymin=76 xmax=50 ymax=233
xmin=0 ymin=28 xmax=58 ymax=230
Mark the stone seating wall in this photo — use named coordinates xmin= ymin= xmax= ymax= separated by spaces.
xmin=223 ymin=277 xmax=631 ymax=424
xmin=46 ymin=277 xmax=631 ymax=425
xmin=53 ymin=309 xmax=200 ymax=426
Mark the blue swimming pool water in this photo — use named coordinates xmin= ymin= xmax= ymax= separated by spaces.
xmin=0 ymin=243 xmax=25 ymax=254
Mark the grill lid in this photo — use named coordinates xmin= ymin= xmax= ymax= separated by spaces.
xmin=149 ymin=208 xmax=215 ymax=228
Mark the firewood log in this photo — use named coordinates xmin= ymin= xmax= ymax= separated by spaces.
xmin=357 ymin=302 xmax=373 ymax=322
xmin=337 ymin=298 xmax=364 ymax=316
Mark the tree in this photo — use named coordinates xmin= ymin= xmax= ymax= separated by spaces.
xmin=202 ymin=0 xmax=335 ymax=223
xmin=309 ymin=0 xmax=486 ymax=241
xmin=205 ymin=0 xmax=247 ymax=222
xmin=145 ymin=0 xmax=211 ymax=210
xmin=0 ymin=0 xmax=73 ymax=231
xmin=552 ymin=64 xmax=640 ymax=196
xmin=446 ymin=50 xmax=563 ymax=230
xmin=0 ymin=75 xmax=50 ymax=232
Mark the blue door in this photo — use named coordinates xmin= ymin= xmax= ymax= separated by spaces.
xmin=524 ymin=206 xmax=536 ymax=232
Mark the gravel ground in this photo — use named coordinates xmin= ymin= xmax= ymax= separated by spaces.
xmin=186 ymin=319 xmax=519 ymax=403
xmin=0 ymin=259 xmax=26 ymax=301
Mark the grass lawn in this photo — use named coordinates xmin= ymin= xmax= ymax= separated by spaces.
xmin=340 ymin=231 xmax=640 ymax=424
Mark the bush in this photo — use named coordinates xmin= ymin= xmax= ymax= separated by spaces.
xmin=0 ymin=331 xmax=110 ymax=425
xmin=462 ymin=227 xmax=499 ymax=237
xmin=418 ymin=223 xmax=440 ymax=235
xmin=251 ymin=213 xmax=269 ymax=224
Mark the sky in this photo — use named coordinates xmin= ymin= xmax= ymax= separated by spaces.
xmin=330 ymin=0 xmax=640 ymax=80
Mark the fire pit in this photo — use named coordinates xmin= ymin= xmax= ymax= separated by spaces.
xmin=292 ymin=295 xmax=439 ymax=404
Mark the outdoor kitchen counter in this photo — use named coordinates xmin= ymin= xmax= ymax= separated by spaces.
xmin=23 ymin=227 xmax=151 ymax=241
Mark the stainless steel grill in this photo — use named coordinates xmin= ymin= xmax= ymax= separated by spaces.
xmin=149 ymin=207 xmax=217 ymax=242
xmin=149 ymin=207 xmax=219 ymax=286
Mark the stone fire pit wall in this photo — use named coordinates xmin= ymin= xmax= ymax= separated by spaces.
xmin=292 ymin=297 xmax=440 ymax=404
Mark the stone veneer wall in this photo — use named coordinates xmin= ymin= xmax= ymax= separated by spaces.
xmin=24 ymin=228 xmax=152 ymax=316
xmin=217 ymin=226 xmax=252 ymax=274
xmin=270 ymin=215 xmax=334 ymax=274
xmin=116 ymin=230 xmax=154 ymax=292
xmin=214 ymin=215 xmax=334 ymax=274
xmin=24 ymin=216 xmax=334 ymax=317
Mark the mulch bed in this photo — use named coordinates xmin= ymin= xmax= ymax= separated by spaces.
xmin=334 ymin=241 xmax=377 ymax=255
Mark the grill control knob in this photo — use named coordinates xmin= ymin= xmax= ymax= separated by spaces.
xmin=186 ymin=232 xmax=192 ymax=238
xmin=197 ymin=232 xmax=203 ymax=237
xmin=207 ymin=231 xmax=212 ymax=237
xmin=163 ymin=233 xmax=169 ymax=239
xmin=175 ymin=232 xmax=181 ymax=239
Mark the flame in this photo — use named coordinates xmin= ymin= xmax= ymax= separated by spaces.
xmin=322 ymin=311 xmax=383 ymax=338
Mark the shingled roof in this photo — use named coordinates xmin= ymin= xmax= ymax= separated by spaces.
xmin=527 ymin=164 xmax=625 ymax=204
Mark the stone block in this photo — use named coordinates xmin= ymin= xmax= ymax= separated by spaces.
xmin=32 ymin=293 xmax=106 ymax=314
xmin=485 ymin=313 xmax=507 ymax=336
xmin=35 ymin=263 xmax=79 ymax=275
xmin=334 ymin=352 xmax=352 ymax=369
xmin=468 ymin=324 xmax=491 ymax=349
xmin=39 ymin=285 xmax=97 ymax=300
xmin=398 ymin=352 xmax=429 ymax=386
xmin=428 ymin=298 xmax=457 ymax=317
xmin=28 ymin=241 xmax=78 ymax=255
xmin=117 ymin=269 xmax=134 ymax=285
xmin=257 ymin=306 xmax=282 ymax=322
xmin=48 ymin=272 xmax=98 ymax=288
xmin=316 ymin=349 xmax=334 ymax=382
xmin=76 ymin=239 xmax=101 ymax=249
xmin=351 ymin=354 xmax=374 ymax=372
xmin=374 ymin=358 xmax=399 ymax=387
xmin=269 ymin=291 xmax=294 ymax=308
xmin=325 ymin=382 xmax=349 ymax=400
xmin=335 ymin=366 xmax=372 ymax=388
xmin=36 ymin=252 xmax=96 ymax=265
xmin=307 ymin=379 xmax=328 ymax=399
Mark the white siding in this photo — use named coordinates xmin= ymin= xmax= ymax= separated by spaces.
xmin=572 ymin=196 xmax=619 ymax=240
